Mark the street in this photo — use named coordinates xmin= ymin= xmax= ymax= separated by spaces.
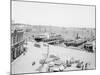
xmin=11 ymin=41 xmax=95 ymax=74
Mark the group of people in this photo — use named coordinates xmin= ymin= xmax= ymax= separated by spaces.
xmin=46 ymin=58 xmax=90 ymax=72
xmin=37 ymin=55 xmax=91 ymax=72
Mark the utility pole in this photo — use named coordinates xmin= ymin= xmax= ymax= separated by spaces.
xmin=47 ymin=44 xmax=49 ymax=58
xmin=38 ymin=44 xmax=49 ymax=72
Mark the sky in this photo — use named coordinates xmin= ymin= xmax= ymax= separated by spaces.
xmin=12 ymin=1 xmax=95 ymax=28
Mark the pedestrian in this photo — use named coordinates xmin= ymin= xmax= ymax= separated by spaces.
xmin=32 ymin=61 xmax=35 ymax=66
xmin=85 ymin=63 xmax=89 ymax=70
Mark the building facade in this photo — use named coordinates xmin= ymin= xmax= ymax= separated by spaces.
xmin=11 ymin=29 xmax=25 ymax=62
